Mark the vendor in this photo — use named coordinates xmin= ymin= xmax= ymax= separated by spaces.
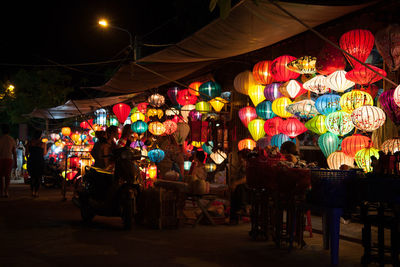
xmin=190 ymin=150 xmax=206 ymax=181
xmin=279 ymin=141 xmax=299 ymax=164
xmin=117 ymin=124 xmax=134 ymax=148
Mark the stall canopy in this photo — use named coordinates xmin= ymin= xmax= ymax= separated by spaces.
xmin=26 ymin=93 xmax=139 ymax=119
xmin=93 ymin=0 xmax=374 ymax=93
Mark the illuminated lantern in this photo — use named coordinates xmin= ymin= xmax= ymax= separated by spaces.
xmin=303 ymin=75 xmax=329 ymax=94
xmin=210 ymin=150 xmax=227 ymax=164
xmin=315 ymin=94 xmax=341 ymax=115
xmin=148 ymin=93 xmax=165 ymax=107
xmin=238 ymin=106 xmax=257 ymax=127
xmin=279 ymin=80 xmax=306 ymax=99
xmin=393 ymin=84 xmax=400 ymax=108
xmin=264 ymin=83 xmax=283 ymax=101
xmin=209 ymin=97 xmax=228 ymax=112
xmin=189 ymin=110 xmax=202 ymax=121
xmin=340 ymin=91 xmax=373 ymax=114
xmin=50 ymin=133 xmax=60 ymax=141
xmin=66 ymin=170 xmax=78 ymax=181
xmin=173 ymin=122 xmax=190 ymax=145
xmin=148 ymin=122 xmax=166 ymax=136
xmin=167 ymin=87 xmax=180 ymax=106
xmin=248 ymin=84 xmax=266 ymax=106
xmin=80 ymin=120 xmax=92 ymax=129
xmin=305 ymin=115 xmax=327 ymax=135
xmin=318 ymin=132 xmax=340 ymax=158
xmin=341 ymin=134 xmax=371 ymax=157
xmin=199 ymin=81 xmax=221 ymax=100
xmin=181 ymin=105 xmax=195 ymax=121
xmin=345 ymin=64 xmax=386 ymax=85
xmin=355 ymin=84 xmax=379 ymax=99
xmin=271 ymin=134 xmax=296 ymax=149
xmin=177 ymin=89 xmax=197 ymax=105
xmin=113 ymin=103 xmax=131 ymax=124
xmin=286 ymin=100 xmax=319 ymax=119
xmin=147 ymin=164 xmax=157 ymax=180
xmin=69 ymin=157 xmax=80 ymax=168
xmin=94 ymin=108 xmax=107 ymax=126
xmin=146 ymin=108 xmax=163 ymax=119
xmin=327 ymin=151 xmax=355 ymax=170
xmin=41 ymin=138 xmax=48 ymax=143
xmin=286 ymin=56 xmax=317 ymax=74
xmin=163 ymin=120 xmax=178 ymax=135
xmin=148 ymin=149 xmax=165 ymax=163
xmin=256 ymin=101 xmax=276 ymax=120
xmin=278 ymin=118 xmax=307 ymax=138
xmin=61 ymin=127 xmax=71 ymax=137
xmin=355 ymin=147 xmax=379 ymax=172
xmin=184 ymin=141 xmax=194 ymax=153
xmin=108 ymin=115 xmax=119 ymax=126
xmin=272 ymin=97 xmax=293 ymax=118
xmin=191 ymin=141 xmax=204 ymax=148
xmin=195 ymin=101 xmax=211 ymax=114
xmin=165 ymin=108 xmax=179 ymax=117
xmin=137 ymin=102 xmax=149 ymax=114
xmin=71 ymin=133 xmax=81 ymax=144
xmin=248 ymin=119 xmax=266 ymax=141
xmin=131 ymin=120 xmax=148 ymax=134
xmin=325 ymin=110 xmax=354 ymax=136
xmin=252 ymin=60 xmax=275 ymax=85
xmin=184 ymin=161 xmax=192 ymax=171
xmin=238 ymin=138 xmax=257 ymax=151
xmin=339 ymin=29 xmax=374 ymax=68
xmin=202 ymin=141 xmax=214 ymax=155
xmin=233 ymin=71 xmax=256 ymax=95
xmin=271 ymin=55 xmax=300 ymax=82
xmin=205 ymin=162 xmax=217 ymax=172
xmin=188 ymin=81 xmax=202 ymax=96
xmin=380 ymin=89 xmax=400 ymax=125
xmin=316 ymin=39 xmax=347 ymax=75
xmin=351 ymin=106 xmax=386 ymax=132
xmin=381 ymin=138 xmax=400 ymax=154
xmin=131 ymin=111 xmax=146 ymax=123
xmin=325 ymin=70 xmax=355 ymax=92
xmin=264 ymin=117 xmax=283 ymax=136
xmin=80 ymin=133 xmax=87 ymax=141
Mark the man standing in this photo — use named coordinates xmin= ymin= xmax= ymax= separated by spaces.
xmin=0 ymin=124 xmax=17 ymax=197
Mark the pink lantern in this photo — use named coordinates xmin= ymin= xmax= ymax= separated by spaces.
xmin=270 ymin=55 xmax=300 ymax=82
xmin=238 ymin=106 xmax=257 ymax=128
xmin=278 ymin=118 xmax=307 ymax=138
xmin=137 ymin=102 xmax=149 ymax=114
xmin=177 ymin=89 xmax=198 ymax=105
xmin=264 ymin=117 xmax=283 ymax=136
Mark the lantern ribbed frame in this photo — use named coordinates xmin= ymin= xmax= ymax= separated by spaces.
xmin=271 ymin=134 xmax=296 ymax=149
xmin=286 ymin=99 xmax=319 ymax=119
xmin=252 ymin=60 xmax=275 ymax=85
xmin=195 ymin=101 xmax=212 ymax=114
xmin=199 ymin=81 xmax=222 ymax=100
xmin=131 ymin=120 xmax=148 ymax=134
xmin=148 ymin=93 xmax=165 ymax=107
xmin=264 ymin=83 xmax=283 ymax=101
xmin=248 ymin=119 xmax=266 ymax=141
xmin=264 ymin=117 xmax=283 ymax=136
xmin=303 ymin=75 xmax=329 ymax=94
xmin=339 ymin=29 xmax=375 ymax=68
xmin=318 ymin=132 xmax=340 ymax=158
xmin=234 ymin=71 xmax=256 ymax=95
xmin=148 ymin=148 xmax=165 ymax=163
xmin=315 ymin=94 xmax=341 ymax=115
xmin=351 ymin=106 xmax=386 ymax=132
xmin=340 ymin=91 xmax=373 ymax=114
xmin=355 ymin=147 xmax=379 ymax=173
xmin=341 ymin=134 xmax=371 ymax=157
xmin=345 ymin=64 xmax=387 ymax=85
xmin=256 ymin=100 xmax=276 ymax=120
xmin=325 ymin=70 xmax=355 ymax=92
xmin=271 ymin=55 xmax=300 ymax=82
xmin=188 ymin=81 xmax=202 ymax=96
xmin=325 ymin=110 xmax=354 ymax=136
xmin=131 ymin=112 xmax=145 ymax=123
xmin=286 ymin=56 xmax=317 ymax=74
xmin=305 ymin=115 xmax=327 ymax=135
xmin=248 ymin=84 xmax=266 ymax=107
xmin=238 ymin=138 xmax=257 ymax=151
xmin=148 ymin=121 xmax=166 ymax=136
xmin=177 ymin=89 xmax=198 ymax=106
xmin=272 ymin=97 xmax=293 ymax=118
xmin=381 ymin=138 xmax=400 ymax=154
xmin=278 ymin=118 xmax=307 ymax=138
xmin=238 ymin=106 xmax=257 ymax=128
xmin=327 ymin=151 xmax=355 ymax=170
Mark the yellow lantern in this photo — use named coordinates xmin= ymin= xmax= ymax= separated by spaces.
xmin=61 ymin=127 xmax=71 ymax=136
xmin=147 ymin=164 xmax=157 ymax=180
xmin=195 ymin=101 xmax=211 ymax=114
xmin=41 ymin=138 xmax=48 ymax=143
xmin=209 ymin=97 xmax=228 ymax=112
xmin=238 ymin=138 xmax=257 ymax=151
xmin=233 ymin=70 xmax=257 ymax=95
xmin=191 ymin=141 xmax=204 ymax=148
xmin=248 ymin=84 xmax=266 ymax=107
xmin=131 ymin=111 xmax=145 ymax=123
xmin=247 ymin=119 xmax=266 ymax=141
xmin=147 ymin=108 xmax=163 ymax=119
xmin=148 ymin=121 xmax=166 ymax=136
xmin=327 ymin=151 xmax=354 ymax=170
xmin=71 ymin=133 xmax=81 ymax=144
xmin=272 ymin=97 xmax=293 ymax=118
xmin=165 ymin=108 xmax=179 ymax=117
xmin=305 ymin=115 xmax=327 ymax=135
xmin=340 ymin=90 xmax=373 ymax=114
xmin=355 ymin=147 xmax=379 ymax=173
xmin=286 ymin=56 xmax=317 ymax=74
xmin=205 ymin=162 xmax=217 ymax=172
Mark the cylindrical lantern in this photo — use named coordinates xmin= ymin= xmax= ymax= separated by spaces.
xmin=177 ymin=89 xmax=197 ymax=106
xmin=131 ymin=120 xmax=148 ymax=134
xmin=202 ymin=141 xmax=214 ymax=155
xmin=279 ymin=80 xmax=306 ymax=99
xmin=131 ymin=111 xmax=146 ymax=123
xmin=209 ymin=97 xmax=228 ymax=112
xmin=286 ymin=99 xmax=319 ymax=119
xmin=340 ymin=91 xmax=373 ymax=114
xmin=341 ymin=134 xmax=371 ymax=157
xmin=271 ymin=134 xmax=296 ymax=149
xmin=318 ymin=132 xmax=340 ymax=158
xmin=248 ymin=119 xmax=266 ymax=141
xmin=199 ymin=81 xmax=222 ymax=100
xmin=264 ymin=117 xmax=283 ymax=136
xmin=327 ymin=151 xmax=355 ymax=170
xmin=264 ymin=83 xmax=283 ymax=101
xmin=113 ymin=103 xmax=131 ymax=124
xmin=315 ymin=94 xmax=341 ymax=115
xmin=181 ymin=104 xmax=195 ymax=122
xmin=205 ymin=162 xmax=217 ymax=172
xmin=94 ymin=108 xmax=107 ymax=126
xmin=148 ymin=121 xmax=166 ymax=136
xmin=210 ymin=150 xmax=227 ymax=165
xmin=339 ymin=29 xmax=375 ymax=68
xmin=325 ymin=110 xmax=354 ymax=136
xmin=195 ymin=101 xmax=212 ymax=114
xmin=381 ymin=138 xmax=400 ymax=154
xmin=303 ymin=75 xmax=329 ymax=94
xmin=351 ymin=106 xmax=386 ymax=132
xmin=355 ymin=147 xmax=379 ymax=173
xmin=256 ymin=101 xmax=276 ymax=120
xmin=278 ymin=118 xmax=307 ymax=138
xmin=148 ymin=149 xmax=165 ymax=163
xmin=305 ymin=115 xmax=327 ymax=135
xmin=286 ymin=56 xmax=317 ymax=74
xmin=325 ymin=70 xmax=355 ymax=93
xmin=238 ymin=106 xmax=257 ymax=128
xmin=248 ymin=84 xmax=266 ymax=107
xmin=238 ymin=138 xmax=257 ymax=151
xmin=188 ymin=81 xmax=202 ymax=96
xmin=271 ymin=55 xmax=300 ymax=82
xmin=345 ymin=65 xmax=386 ymax=85
xmin=234 ymin=71 xmax=256 ymax=95
xmin=272 ymin=97 xmax=293 ymax=118
xmin=167 ymin=87 xmax=180 ymax=106
xmin=252 ymin=60 xmax=275 ymax=85
xmin=61 ymin=127 xmax=71 ymax=137
xmin=148 ymin=93 xmax=165 ymax=107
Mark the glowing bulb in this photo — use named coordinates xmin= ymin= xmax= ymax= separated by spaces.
xmin=98 ymin=19 xmax=108 ymax=27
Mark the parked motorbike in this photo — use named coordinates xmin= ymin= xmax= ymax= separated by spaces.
xmin=42 ymin=158 xmax=63 ymax=188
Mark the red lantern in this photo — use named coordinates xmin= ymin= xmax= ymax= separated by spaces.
xmin=339 ymin=29 xmax=375 ymax=68
xmin=264 ymin=117 xmax=283 ymax=136
xmin=66 ymin=170 xmax=78 ymax=181
xmin=188 ymin=81 xmax=203 ymax=96
xmin=238 ymin=106 xmax=257 ymax=128
xmin=163 ymin=120 xmax=178 ymax=135
xmin=113 ymin=103 xmax=131 ymax=124
xmin=278 ymin=118 xmax=307 ymax=138
xmin=345 ymin=64 xmax=387 ymax=85
xmin=137 ymin=102 xmax=148 ymax=114
xmin=271 ymin=55 xmax=300 ymax=82
xmin=341 ymin=134 xmax=372 ymax=157
xmin=177 ymin=89 xmax=197 ymax=105
xmin=354 ymin=84 xmax=379 ymax=99
xmin=253 ymin=60 xmax=275 ymax=85
xmin=316 ymin=38 xmax=346 ymax=75
xmin=69 ymin=157 xmax=79 ymax=168
xmin=80 ymin=120 xmax=91 ymax=129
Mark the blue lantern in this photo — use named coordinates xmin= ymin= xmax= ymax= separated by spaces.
xmin=148 ymin=149 xmax=165 ymax=163
xmin=271 ymin=134 xmax=296 ymax=149
xmin=108 ymin=115 xmax=119 ymax=126
xmin=199 ymin=81 xmax=222 ymax=100
xmin=80 ymin=134 xmax=87 ymax=141
xmin=94 ymin=108 xmax=107 ymax=126
xmin=202 ymin=141 xmax=214 ymax=155
xmin=256 ymin=101 xmax=276 ymax=120
xmin=315 ymin=94 xmax=341 ymax=115
xmin=318 ymin=132 xmax=340 ymax=158
xmin=131 ymin=120 xmax=148 ymax=134
xmin=184 ymin=161 xmax=192 ymax=171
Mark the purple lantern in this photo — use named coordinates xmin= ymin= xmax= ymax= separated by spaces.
xmin=379 ymin=89 xmax=400 ymax=125
xmin=264 ymin=83 xmax=283 ymax=101
xmin=130 ymin=140 xmax=146 ymax=149
xmin=167 ymin=87 xmax=180 ymax=106
xmin=189 ymin=110 xmax=202 ymax=121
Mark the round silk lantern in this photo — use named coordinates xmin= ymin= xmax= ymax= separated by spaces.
xmin=148 ymin=149 xmax=165 ymax=163
xmin=340 ymin=91 xmax=373 ymax=114
xmin=131 ymin=111 xmax=145 ymax=123
xmin=248 ymin=119 xmax=266 ymax=141
xmin=162 ymin=120 xmax=177 ymax=135
xmin=148 ymin=121 xmax=166 ymax=136
xmin=189 ymin=110 xmax=202 ymax=121
xmin=205 ymin=162 xmax=217 ymax=172
xmin=252 ymin=60 xmax=275 ymax=85
xmin=94 ymin=108 xmax=107 ymax=126
xmin=305 ymin=115 xmax=327 ymax=135
xmin=264 ymin=117 xmax=283 ymax=136
xmin=381 ymin=138 xmax=400 ymax=154
xmin=61 ymin=127 xmax=71 ymax=137
xmin=146 ymin=108 xmax=163 ymax=119
xmin=325 ymin=70 xmax=355 ymax=92
xmin=286 ymin=56 xmax=317 ymax=74
xmin=272 ymin=97 xmax=293 ymax=118
xmin=238 ymin=138 xmax=257 ymax=151
xmin=167 ymin=87 xmax=180 ymax=106
xmin=188 ymin=81 xmax=202 ymax=96
xmin=199 ymin=81 xmax=221 ymax=100
xmin=303 ymin=75 xmax=329 ymax=94
xmin=314 ymin=94 xmax=341 ymax=115
xmin=340 ymin=29 xmax=374 ymax=68
xmin=191 ymin=141 xmax=204 ymax=148
xmin=341 ymin=134 xmax=371 ymax=157
xmin=345 ymin=64 xmax=386 ymax=85
xmin=234 ymin=71 xmax=256 ymax=95
xmin=271 ymin=134 xmax=296 ymax=149
xmin=355 ymin=147 xmax=379 ymax=172
xmin=271 ymin=55 xmax=300 ymax=82
xmin=173 ymin=122 xmax=190 ymax=145
xmin=177 ymin=89 xmax=197 ymax=106
xmin=264 ymin=83 xmax=283 ymax=101
xmin=351 ymin=106 xmax=386 ymax=132
xmin=137 ymin=102 xmax=149 ymax=114
xmin=148 ymin=93 xmax=165 ymax=107
xmin=325 ymin=110 xmax=354 ymax=136
xmin=316 ymin=39 xmax=347 ymax=75
xmin=375 ymin=25 xmax=400 ymax=72
xmin=80 ymin=120 xmax=91 ymax=130
xmin=279 ymin=80 xmax=306 ymax=99
xmin=165 ymin=108 xmax=179 ymax=117
xmin=248 ymin=84 xmax=266 ymax=107
xmin=181 ymin=105 xmax=195 ymax=122
xmin=195 ymin=101 xmax=212 ymax=114
xmin=394 ymin=84 xmax=400 ymax=108
xmin=113 ymin=103 xmax=131 ymax=124
xmin=379 ymin=89 xmax=400 ymax=125
xmin=278 ymin=118 xmax=307 ymax=138
xmin=209 ymin=97 xmax=228 ymax=112
xmin=238 ymin=106 xmax=257 ymax=127
xmin=210 ymin=150 xmax=227 ymax=165
xmin=256 ymin=101 xmax=276 ymax=120
xmin=355 ymin=84 xmax=379 ymax=99
xmin=286 ymin=99 xmax=319 ymax=119
xmin=131 ymin=120 xmax=148 ymax=134
xmin=147 ymin=165 xmax=157 ymax=180
xmin=318 ymin=132 xmax=340 ymax=158
xmin=327 ymin=151 xmax=355 ymax=170
xmin=202 ymin=141 xmax=214 ymax=155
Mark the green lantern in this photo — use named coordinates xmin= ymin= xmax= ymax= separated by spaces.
xmin=318 ymin=132 xmax=340 ymax=158
xmin=131 ymin=120 xmax=148 ymax=134
xmin=305 ymin=115 xmax=327 ymax=135
xmin=195 ymin=101 xmax=211 ymax=114
xmin=325 ymin=110 xmax=354 ymax=136
xmin=355 ymin=147 xmax=379 ymax=173
xmin=199 ymin=81 xmax=222 ymax=100
xmin=107 ymin=115 xmax=119 ymax=126
xmin=256 ymin=100 xmax=276 ymax=120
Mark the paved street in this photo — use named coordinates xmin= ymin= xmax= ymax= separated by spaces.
xmin=0 ymin=185 xmax=365 ymax=267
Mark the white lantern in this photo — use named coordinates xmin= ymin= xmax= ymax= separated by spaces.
xmin=282 ymin=79 xmax=303 ymax=99
xmin=351 ymin=106 xmax=386 ymax=132
xmin=148 ymin=93 xmax=165 ymax=107
xmin=303 ymin=75 xmax=330 ymax=94
xmin=285 ymin=99 xmax=319 ymax=119
xmin=394 ymin=84 xmax=400 ymax=107
xmin=165 ymin=107 xmax=179 ymax=117
xmin=210 ymin=150 xmax=227 ymax=165
xmin=325 ymin=70 xmax=355 ymax=92
xmin=327 ymin=151 xmax=355 ymax=170
xmin=381 ymin=138 xmax=400 ymax=154
xmin=180 ymin=104 xmax=195 ymax=122
xmin=173 ymin=122 xmax=190 ymax=145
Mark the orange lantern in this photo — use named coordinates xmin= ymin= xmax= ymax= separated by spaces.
xmin=188 ymin=81 xmax=202 ymax=96
xmin=238 ymin=138 xmax=257 ymax=151
xmin=148 ymin=121 xmax=166 ymax=136
xmin=147 ymin=164 xmax=157 ymax=180
xmin=341 ymin=134 xmax=372 ymax=157
xmin=163 ymin=120 xmax=178 ymax=135
xmin=252 ymin=60 xmax=275 ymax=85
xmin=61 ymin=127 xmax=71 ymax=137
